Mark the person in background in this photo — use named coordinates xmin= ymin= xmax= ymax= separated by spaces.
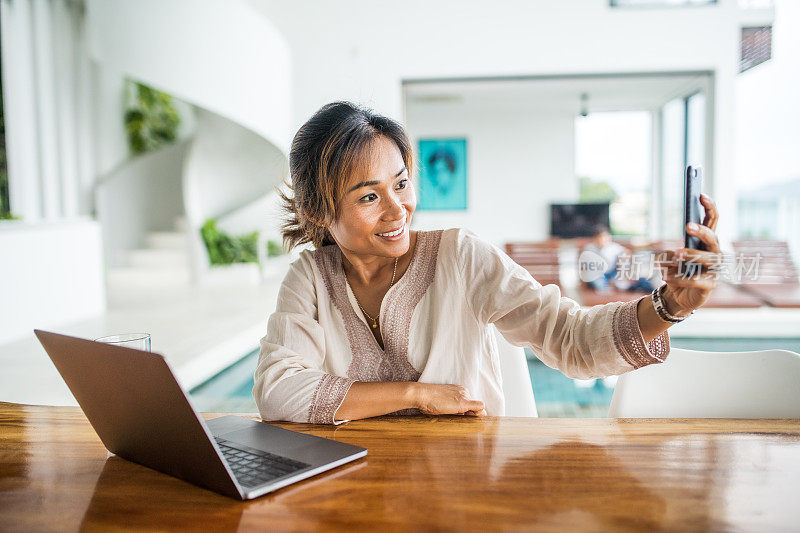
xmin=583 ymin=225 xmax=655 ymax=293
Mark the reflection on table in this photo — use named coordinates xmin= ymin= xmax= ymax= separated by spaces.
xmin=1 ymin=403 xmax=798 ymax=531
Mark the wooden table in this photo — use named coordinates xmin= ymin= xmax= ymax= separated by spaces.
xmin=1 ymin=402 xmax=798 ymax=532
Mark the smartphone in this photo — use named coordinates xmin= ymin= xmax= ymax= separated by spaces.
xmin=684 ymin=165 xmax=707 ymax=251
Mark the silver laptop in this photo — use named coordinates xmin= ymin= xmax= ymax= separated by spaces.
xmin=34 ymin=329 xmax=367 ymax=500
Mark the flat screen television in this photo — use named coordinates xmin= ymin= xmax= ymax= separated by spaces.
xmin=550 ymin=202 xmax=610 ymax=238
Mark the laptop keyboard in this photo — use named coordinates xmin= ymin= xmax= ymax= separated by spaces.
xmin=214 ymin=437 xmax=310 ymax=488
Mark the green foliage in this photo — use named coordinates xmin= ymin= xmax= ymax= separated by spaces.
xmin=0 ymin=66 xmax=9 ymax=218
xmin=124 ymin=81 xmax=181 ymax=155
xmin=0 ymin=173 xmax=8 ymax=216
xmin=200 ymin=219 xmax=259 ymax=265
xmin=578 ymin=177 xmax=618 ymax=203
xmin=266 ymin=240 xmax=285 ymax=258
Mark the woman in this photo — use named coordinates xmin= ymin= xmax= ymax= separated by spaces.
xmin=253 ymin=101 xmax=720 ymax=424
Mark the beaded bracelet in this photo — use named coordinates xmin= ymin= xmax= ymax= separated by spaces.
xmin=651 ymin=283 xmax=693 ymax=323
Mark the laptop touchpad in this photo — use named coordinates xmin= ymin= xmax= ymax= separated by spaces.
xmin=220 ymin=425 xmax=324 ymax=457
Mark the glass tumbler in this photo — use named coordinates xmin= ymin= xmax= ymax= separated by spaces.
xmin=94 ymin=333 xmax=151 ymax=352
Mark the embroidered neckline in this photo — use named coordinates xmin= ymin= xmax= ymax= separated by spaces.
xmin=315 ymin=230 xmax=443 ymax=382
xmin=341 ymin=234 xmax=423 ymax=345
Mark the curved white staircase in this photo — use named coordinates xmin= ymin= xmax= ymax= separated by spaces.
xmin=87 ymin=0 xmax=292 ymax=288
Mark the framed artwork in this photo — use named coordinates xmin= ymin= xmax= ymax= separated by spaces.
xmin=417 ymin=138 xmax=467 ymax=210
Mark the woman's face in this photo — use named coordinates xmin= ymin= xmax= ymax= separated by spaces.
xmin=328 ymin=135 xmax=416 ymax=259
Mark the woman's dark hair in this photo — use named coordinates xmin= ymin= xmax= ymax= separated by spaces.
xmin=279 ymin=101 xmax=414 ymax=250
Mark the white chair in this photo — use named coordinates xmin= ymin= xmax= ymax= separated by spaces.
xmin=493 ymin=326 xmax=538 ymax=417
xmin=609 ymin=348 xmax=800 ymax=418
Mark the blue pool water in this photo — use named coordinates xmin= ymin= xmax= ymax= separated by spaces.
xmin=189 ymin=338 xmax=800 ymax=416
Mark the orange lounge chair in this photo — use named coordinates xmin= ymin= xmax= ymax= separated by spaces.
xmin=505 ymin=241 xmax=563 ymax=290
xmin=733 ymin=240 xmax=800 ymax=308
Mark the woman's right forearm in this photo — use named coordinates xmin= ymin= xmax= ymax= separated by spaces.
xmin=334 ymin=381 xmax=418 ymax=422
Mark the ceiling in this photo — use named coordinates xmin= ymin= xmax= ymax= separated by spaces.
xmin=404 ymin=73 xmax=710 ymax=113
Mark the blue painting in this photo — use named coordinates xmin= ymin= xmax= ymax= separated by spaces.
xmin=417 ymin=138 xmax=467 ymax=210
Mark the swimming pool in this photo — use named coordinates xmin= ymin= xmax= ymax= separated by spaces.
xmin=189 ymin=338 xmax=800 ymax=416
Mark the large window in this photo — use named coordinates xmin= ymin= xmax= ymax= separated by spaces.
xmin=659 ymin=92 xmax=707 ymax=239
xmin=575 ymin=111 xmax=652 ymax=237
xmin=660 ymin=99 xmax=685 ymax=240
xmin=686 ymin=92 xmax=706 ymax=167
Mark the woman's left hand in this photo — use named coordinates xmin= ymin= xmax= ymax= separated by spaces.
xmin=660 ymin=193 xmax=722 ymax=315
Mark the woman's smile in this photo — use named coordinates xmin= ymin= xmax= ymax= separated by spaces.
xmin=375 ymin=215 xmax=408 ymax=241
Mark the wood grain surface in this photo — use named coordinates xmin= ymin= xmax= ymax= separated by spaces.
xmin=1 ymin=402 xmax=798 ymax=532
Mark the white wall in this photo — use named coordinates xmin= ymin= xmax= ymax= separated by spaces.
xmin=182 ymin=108 xmax=288 ymax=281
xmin=252 ymin=0 xmax=767 ymax=246
xmin=184 ymin=110 xmax=286 ymax=223
xmin=91 ymin=70 xmax=131 ymax=180
xmin=96 ymin=139 xmax=190 ymax=267
xmin=217 ymin=189 xmax=286 ymax=243
xmin=0 ymin=220 xmax=106 ymax=344
xmin=735 ymin=0 xmax=800 ymax=189
xmin=407 ymin=103 xmax=576 ymax=246
xmin=87 ymin=0 xmax=292 ymax=154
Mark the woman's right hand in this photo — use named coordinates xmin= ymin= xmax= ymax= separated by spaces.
xmin=413 ymin=383 xmax=486 ymax=416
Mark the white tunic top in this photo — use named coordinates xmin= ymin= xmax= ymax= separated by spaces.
xmin=253 ymin=228 xmax=670 ymax=424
